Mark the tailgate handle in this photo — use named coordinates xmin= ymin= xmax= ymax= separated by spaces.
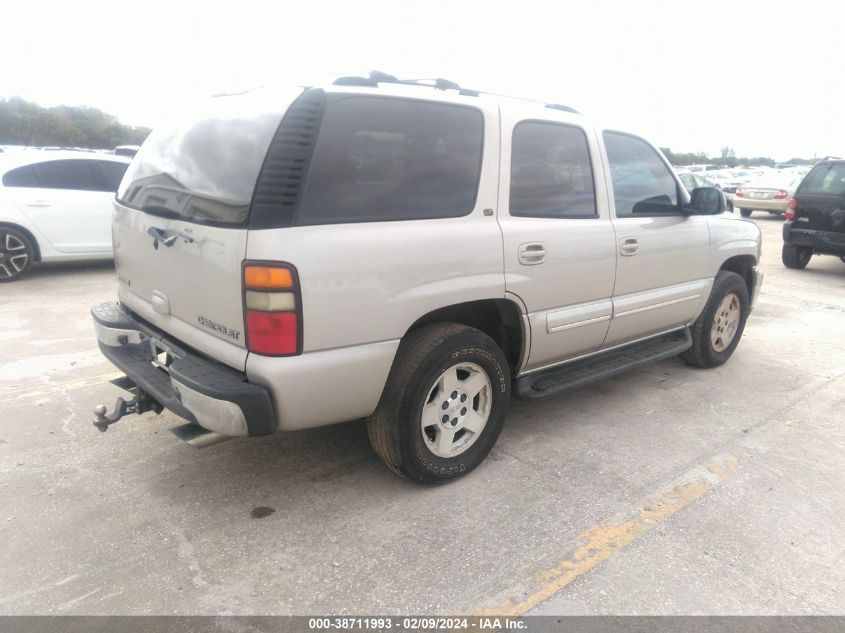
xmin=147 ymin=226 xmax=194 ymax=247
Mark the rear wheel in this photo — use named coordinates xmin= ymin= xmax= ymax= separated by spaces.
xmin=367 ymin=323 xmax=510 ymax=483
xmin=0 ymin=227 xmax=35 ymax=282
xmin=739 ymin=208 xmax=752 ymax=217
xmin=682 ymin=271 xmax=749 ymax=368
xmin=782 ymin=244 xmax=812 ymax=269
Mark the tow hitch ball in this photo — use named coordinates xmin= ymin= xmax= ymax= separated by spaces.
xmin=93 ymin=393 xmax=161 ymax=432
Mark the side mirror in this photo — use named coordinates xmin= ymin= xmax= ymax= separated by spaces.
xmin=686 ymin=187 xmax=729 ymax=215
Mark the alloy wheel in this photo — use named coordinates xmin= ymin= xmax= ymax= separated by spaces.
xmin=420 ymin=362 xmax=492 ymax=458
xmin=0 ymin=231 xmax=31 ymax=280
xmin=710 ymin=292 xmax=741 ymax=352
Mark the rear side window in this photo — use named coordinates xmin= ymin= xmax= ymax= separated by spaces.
xmin=297 ymin=97 xmax=483 ymax=225
xmin=2 ymin=165 xmax=38 ymax=188
xmin=799 ymin=163 xmax=845 ymax=195
xmin=95 ymin=160 xmax=129 ymax=192
xmin=34 ymin=160 xmax=102 ymax=191
xmin=509 ymin=121 xmax=596 ymax=218
xmin=604 ymin=132 xmax=678 ymax=217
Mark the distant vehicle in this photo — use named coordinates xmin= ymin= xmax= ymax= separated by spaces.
xmin=734 ymin=174 xmax=802 ymax=217
xmin=114 ymin=145 xmax=140 ymax=158
xmin=677 ymin=170 xmax=733 ymax=211
xmin=0 ymin=151 xmax=130 ymax=282
xmin=782 ymin=158 xmax=845 ymax=269
xmin=676 ymin=170 xmax=719 ymax=191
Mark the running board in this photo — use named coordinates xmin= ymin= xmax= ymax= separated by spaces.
xmin=170 ymin=423 xmax=234 ymax=448
xmin=514 ymin=329 xmax=692 ymax=401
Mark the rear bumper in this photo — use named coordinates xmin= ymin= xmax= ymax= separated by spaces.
xmin=92 ymin=302 xmax=276 ymax=437
xmin=783 ymin=223 xmax=845 ymax=255
xmin=734 ymin=197 xmax=788 ymax=213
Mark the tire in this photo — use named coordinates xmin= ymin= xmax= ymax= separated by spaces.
xmin=367 ymin=323 xmax=510 ymax=483
xmin=739 ymin=208 xmax=752 ymax=217
xmin=682 ymin=271 xmax=749 ymax=369
xmin=0 ymin=226 xmax=35 ymax=282
xmin=782 ymin=244 xmax=812 ymax=269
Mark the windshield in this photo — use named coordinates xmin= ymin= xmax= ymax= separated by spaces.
xmin=116 ymin=87 xmax=301 ymax=226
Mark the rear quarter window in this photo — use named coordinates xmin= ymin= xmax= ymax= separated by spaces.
xmin=296 ymin=96 xmax=484 ymax=225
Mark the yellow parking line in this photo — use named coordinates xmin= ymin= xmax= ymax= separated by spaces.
xmin=0 ymin=372 xmax=124 ymax=405
xmin=469 ymin=457 xmax=737 ymax=616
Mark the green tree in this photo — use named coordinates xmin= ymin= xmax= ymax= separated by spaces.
xmin=0 ymin=97 xmax=150 ymax=148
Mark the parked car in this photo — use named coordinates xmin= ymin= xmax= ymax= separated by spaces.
xmin=734 ymin=173 xmax=802 ymax=217
xmin=90 ymin=76 xmax=762 ymax=482
xmin=676 ymin=170 xmax=719 ymax=191
xmin=677 ymin=170 xmax=734 ymax=211
xmin=782 ymin=158 xmax=845 ymax=269
xmin=0 ymin=151 xmax=130 ymax=281
xmin=113 ymin=145 xmax=140 ymax=158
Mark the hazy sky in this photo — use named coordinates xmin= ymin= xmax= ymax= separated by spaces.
xmin=2 ymin=0 xmax=842 ymax=160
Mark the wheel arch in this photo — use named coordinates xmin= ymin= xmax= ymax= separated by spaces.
xmin=0 ymin=222 xmax=42 ymax=262
xmin=404 ymin=299 xmax=525 ymax=376
xmin=719 ymin=254 xmax=756 ymax=297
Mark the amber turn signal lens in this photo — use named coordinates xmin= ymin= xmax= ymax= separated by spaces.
xmin=244 ymin=266 xmax=293 ymax=289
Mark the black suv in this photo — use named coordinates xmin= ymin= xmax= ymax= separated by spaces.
xmin=782 ymin=158 xmax=845 ymax=269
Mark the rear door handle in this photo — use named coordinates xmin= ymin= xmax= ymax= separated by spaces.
xmin=619 ymin=237 xmax=639 ymax=256
xmin=26 ymin=200 xmax=51 ymax=208
xmin=518 ymin=242 xmax=547 ymax=265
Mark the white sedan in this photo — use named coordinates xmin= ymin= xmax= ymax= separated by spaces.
xmin=0 ymin=151 xmax=130 ymax=282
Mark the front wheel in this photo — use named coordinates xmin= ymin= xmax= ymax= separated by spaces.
xmin=782 ymin=244 xmax=812 ymax=269
xmin=739 ymin=208 xmax=753 ymax=217
xmin=0 ymin=226 xmax=35 ymax=282
xmin=682 ymin=271 xmax=749 ymax=368
xmin=367 ymin=323 xmax=510 ymax=483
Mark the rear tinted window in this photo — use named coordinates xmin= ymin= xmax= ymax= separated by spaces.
xmin=96 ymin=160 xmax=129 ymax=192
xmin=116 ymin=89 xmax=297 ymax=226
xmin=799 ymin=163 xmax=845 ymax=195
xmin=297 ymin=97 xmax=483 ymax=225
xmin=509 ymin=121 xmax=596 ymax=218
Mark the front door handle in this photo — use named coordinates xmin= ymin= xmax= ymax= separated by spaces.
xmin=26 ymin=200 xmax=51 ymax=208
xmin=518 ymin=242 xmax=547 ymax=265
xmin=619 ymin=237 xmax=639 ymax=256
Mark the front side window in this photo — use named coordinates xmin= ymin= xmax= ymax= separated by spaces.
xmin=34 ymin=160 xmax=102 ymax=191
xmin=297 ymin=97 xmax=483 ymax=225
xmin=509 ymin=121 xmax=596 ymax=218
xmin=799 ymin=163 xmax=845 ymax=195
xmin=604 ymin=132 xmax=678 ymax=217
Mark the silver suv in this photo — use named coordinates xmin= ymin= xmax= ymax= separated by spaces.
xmin=91 ymin=74 xmax=763 ymax=482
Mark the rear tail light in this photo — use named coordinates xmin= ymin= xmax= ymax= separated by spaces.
xmin=735 ymin=187 xmax=744 ymax=197
xmin=243 ymin=263 xmax=301 ymax=356
xmin=774 ymin=189 xmax=788 ymax=199
xmin=785 ymin=198 xmax=797 ymax=220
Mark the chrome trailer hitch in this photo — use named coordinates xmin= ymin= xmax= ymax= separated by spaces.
xmin=93 ymin=390 xmax=162 ymax=432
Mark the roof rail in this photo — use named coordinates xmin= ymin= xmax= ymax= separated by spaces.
xmin=331 ymin=71 xmax=580 ymax=114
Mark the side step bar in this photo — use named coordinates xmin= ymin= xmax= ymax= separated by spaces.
xmin=515 ymin=328 xmax=692 ymax=401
